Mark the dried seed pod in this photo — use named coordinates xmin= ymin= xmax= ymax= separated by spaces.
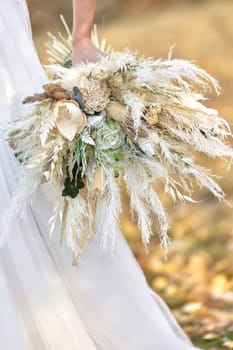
xmin=144 ymin=105 xmax=161 ymax=126
xmin=145 ymin=111 xmax=159 ymax=126
xmin=138 ymin=127 xmax=149 ymax=138
xmin=106 ymin=101 xmax=128 ymax=122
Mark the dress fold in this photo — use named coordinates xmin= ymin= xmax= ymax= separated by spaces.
xmin=0 ymin=1 xmax=201 ymax=349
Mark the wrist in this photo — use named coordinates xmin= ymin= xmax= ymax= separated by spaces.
xmin=72 ymin=35 xmax=92 ymax=48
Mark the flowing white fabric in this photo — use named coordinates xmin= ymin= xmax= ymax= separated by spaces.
xmin=0 ymin=1 xmax=202 ymax=349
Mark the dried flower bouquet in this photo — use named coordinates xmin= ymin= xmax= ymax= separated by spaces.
xmin=2 ymin=26 xmax=233 ymax=262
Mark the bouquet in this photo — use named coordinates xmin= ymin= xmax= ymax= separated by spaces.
xmin=2 ymin=25 xmax=233 ymax=263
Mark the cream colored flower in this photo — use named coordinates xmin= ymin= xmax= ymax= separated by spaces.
xmin=54 ymin=100 xmax=86 ymax=141
xmin=61 ymin=71 xmax=79 ymax=91
xmin=88 ymin=65 xmax=109 ymax=80
xmin=95 ymin=120 xmax=125 ymax=150
xmin=78 ymin=78 xmax=110 ymax=115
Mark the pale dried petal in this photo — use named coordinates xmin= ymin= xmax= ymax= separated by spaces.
xmin=54 ymin=100 xmax=86 ymax=141
xmin=92 ymin=166 xmax=106 ymax=192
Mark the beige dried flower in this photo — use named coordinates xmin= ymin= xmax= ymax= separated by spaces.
xmin=106 ymin=101 xmax=128 ymax=122
xmin=78 ymin=78 xmax=110 ymax=115
xmin=144 ymin=104 xmax=161 ymax=126
xmin=88 ymin=65 xmax=109 ymax=80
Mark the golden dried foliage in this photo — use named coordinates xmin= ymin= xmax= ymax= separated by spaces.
xmin=23 ymin=84 xmax=71 ymax=104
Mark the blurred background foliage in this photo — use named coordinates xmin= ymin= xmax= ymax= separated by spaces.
xmin=28 ymin=1 xmax=233 ymax=348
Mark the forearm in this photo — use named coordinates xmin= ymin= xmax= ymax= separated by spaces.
xmin=72 ymin=0 xmax=96 ymax=44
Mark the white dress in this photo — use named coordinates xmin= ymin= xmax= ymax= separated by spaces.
xmin=0 ymin=1 xmax=202 ymax=349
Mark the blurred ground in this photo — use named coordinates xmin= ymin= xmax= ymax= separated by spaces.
xmin=28 ymin=0 xmax=233 ymax=348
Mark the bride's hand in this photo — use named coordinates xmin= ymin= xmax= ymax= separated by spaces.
xmin=72 ymin=37 xmax=104 ymax=65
